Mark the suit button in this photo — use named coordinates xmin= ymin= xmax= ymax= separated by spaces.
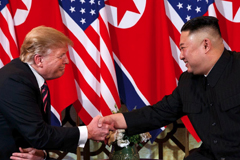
xmin=213 ymin=140 xmax=218 ymax=144
xmin=221 ymin=158 xmax=225 ymax=160
xmin=212 ymin=122 xmax=216 ymax=126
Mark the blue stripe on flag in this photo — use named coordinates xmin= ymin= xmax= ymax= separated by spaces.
xmin=115 ymin=61 xmax=164 ymax=142
xmin=51 ymin=112 xmax=61 ymax=127
xmin=0 ymin=0 xmax=8 ymax=11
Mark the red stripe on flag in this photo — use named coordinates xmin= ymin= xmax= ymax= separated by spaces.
xmin=98 ymin=14 xmax=121 ymax=108
xmin=84 ymin=25 xmax=100 ymax=52
xmin=99 ymin=15 xmax=113 ymax=57
xmin=100 ymin=59 xmax=121 ymax=108
xmin=99 ymin=95 xmax=113 ymax=116
xmin=65 ymin=26 xmax=101 ymax=82
xmin=173 ymin=59 xmax=183 ymax=80
xmin=74 ymin=99 xmax=92 ymax=125
xmin=166 ymin=17 xmax=181 ymax=50
xmin=0 ymin=44 xmax=11 ymax=65
xmin=71 ymin=61 xmax=101 ymax=111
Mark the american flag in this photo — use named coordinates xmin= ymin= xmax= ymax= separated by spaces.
xmin=59 ymin=0 xmax=121 ymax=125
xmin=0 ymin=0 xmax=18 ymax=68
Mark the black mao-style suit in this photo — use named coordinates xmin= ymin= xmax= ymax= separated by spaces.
xmin=124 ymin=49 xmax=240 ymax=160
xmin=0 ymin=58 xmax=79 ymax=160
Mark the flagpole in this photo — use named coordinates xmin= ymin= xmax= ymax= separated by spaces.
xmin=76 ymin=111 xmax=81 ymax=160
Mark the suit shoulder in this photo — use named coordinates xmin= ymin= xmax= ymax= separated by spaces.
xmin=0 ymin=59 xmax=37 ymax=88
xmin=179 ymin=71 xmax=193 ymax=80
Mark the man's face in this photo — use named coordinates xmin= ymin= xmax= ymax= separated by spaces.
xmin=41 ymin=47 xmax=69 ymax=80
xmin=179 ymin=31 xmax=206 ymax=75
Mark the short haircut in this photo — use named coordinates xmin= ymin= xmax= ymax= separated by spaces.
xmin=20 ymin=26 xmax=73 ymax=64
xmin=181 ymin=16 xmax=221 ymax=37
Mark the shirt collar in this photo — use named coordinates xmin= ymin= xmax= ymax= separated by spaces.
xmin=206 ymin=48 xmax=230 ymax=87
xmin=28 ymin=64 xmax=45 ymax=90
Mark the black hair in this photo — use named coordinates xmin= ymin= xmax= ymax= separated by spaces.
xmin=181 ymin=16 xmax=221 ymax=36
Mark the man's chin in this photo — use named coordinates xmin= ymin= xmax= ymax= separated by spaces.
xmin=187 ymin=69 xmax=193 ymax=73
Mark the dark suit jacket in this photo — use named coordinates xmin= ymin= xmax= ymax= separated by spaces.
xmin=124 ymin=49 xmax=240 ymax=160
xmin=0 ymin=58 xmax=79 ymax=160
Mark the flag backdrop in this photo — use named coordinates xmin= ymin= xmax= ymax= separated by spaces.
xmin=1 ymin=0 xmax=240 ymax=143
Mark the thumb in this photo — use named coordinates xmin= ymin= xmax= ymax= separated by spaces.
xmin=98 ymin=117 xmax=104 ymax=127
xmin=108 ymin=122 xmax=116 ymax=131
xmin=19 ymin=147 xmax=33 ymax=153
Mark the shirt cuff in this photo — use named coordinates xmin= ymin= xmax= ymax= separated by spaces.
xmin=78 ymin=126 xmax=88 ymax=148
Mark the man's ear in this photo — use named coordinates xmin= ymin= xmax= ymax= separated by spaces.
xmin=203 ymin=38 xmax=211 ymax=52
xmin=33 ymin=54 xmax=43 ymax=67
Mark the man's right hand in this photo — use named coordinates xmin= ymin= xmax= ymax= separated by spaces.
xmin=87 ymin=115 xmax=115 ymax=141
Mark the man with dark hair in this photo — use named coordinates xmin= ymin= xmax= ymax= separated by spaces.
xmin=99 ymin=16 xmax=240 ymax=159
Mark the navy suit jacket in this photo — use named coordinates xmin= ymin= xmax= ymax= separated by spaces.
xmin=0 ymin=58 xmax=79 ymax=160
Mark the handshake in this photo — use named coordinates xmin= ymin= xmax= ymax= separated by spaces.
xmin=87 ymin=113 xmax=127 ymax=141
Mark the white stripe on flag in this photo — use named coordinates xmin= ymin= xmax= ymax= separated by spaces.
xmin=0 ymin=59 xmax=4 ymax=69
xmin=169 ymin=37 xmax=187 ymax=72
xmin=69 ymin=46 xmax=100 ymax=96
xmin=0 ymin=28 xmax=13 ymax=60
xmin=50 ymin=105 xmax=62 ymax=125
xmin=100 ymin=76 xmax=118 ymax=113
xmin=1 ymin=6 xmax=17 ymax=46
xmin=74 ymin=80 xmax=102 ymax=118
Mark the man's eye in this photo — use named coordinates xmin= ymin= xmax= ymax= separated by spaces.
xmin=58 ymin=54 xmax=66 ymax=59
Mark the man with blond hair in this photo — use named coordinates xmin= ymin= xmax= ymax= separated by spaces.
xmin=0 ymin=26 xmax=111 ymax=160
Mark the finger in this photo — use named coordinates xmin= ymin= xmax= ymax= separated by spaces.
xmin=98 ymin=117 xmax=104 ymax=127
xmin=102 ymin=122 xmax=115 ymax=131
xmin=19 ymin=147 xmax=33 ymax=153
xmin=12 ymin=153 xmax=30 ymax=159
xmin=19 ymin=147 xmax=24 ymax=153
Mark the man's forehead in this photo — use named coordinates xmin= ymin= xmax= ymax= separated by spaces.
xmin=179 ymin=31 xmax=190 ymax=46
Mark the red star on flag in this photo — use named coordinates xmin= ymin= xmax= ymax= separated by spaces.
xmin=105 ymin=0 xmax=140 ymax=25
xmin=9 ymin=0 xmax=28 ymax=17
xmin=223 ymin=0 xmax=240 ymax=19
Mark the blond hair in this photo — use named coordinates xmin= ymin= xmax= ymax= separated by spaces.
xmin=20 ymin=26 xmax=73 ymax=64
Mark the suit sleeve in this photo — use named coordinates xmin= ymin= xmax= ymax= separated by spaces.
xmin=0 ymin=76 xmax=79 ymax=152
xmin=123 ymin=81 xmax=185 ymax=136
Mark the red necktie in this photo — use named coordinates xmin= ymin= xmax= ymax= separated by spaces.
xmin=41 ymin=82 xmax=49 ymax=113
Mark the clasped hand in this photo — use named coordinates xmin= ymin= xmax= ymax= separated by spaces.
xmin=87 ymin=115 xmax=116 ymax=141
